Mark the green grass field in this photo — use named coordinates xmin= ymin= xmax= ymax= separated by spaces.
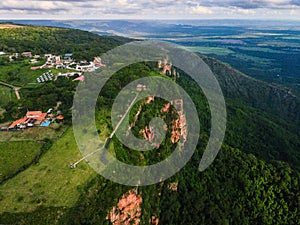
xmin=0 ymin=125 xmax=67 ymax=142
xmin=0 ymin=128 xmax=96 ymax=213
xmin=0 ymin=60 xmax=44 ymax=86
xmin=185 ymin=46 xmax=235 ymax=55
xmin=0 ymin=85 xmax=15 ymax=106
xmin=0 ymin=141 xmax=42 ymax=183
xmin=0 ymin=59 xmax=77 ymax=87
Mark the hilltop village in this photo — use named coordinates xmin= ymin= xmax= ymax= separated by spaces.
xmin=0 ymin=49 xmax=105 ymax=131
xmin=0 ymin=51 xmax=106 ymax=131
xmin=8 ymin=51 xmax=106 ymax=83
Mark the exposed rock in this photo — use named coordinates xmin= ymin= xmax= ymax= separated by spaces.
xmin=168 ymin=182 xmax=179 ymax=192
xmin=161 ymin=102 xmax=171 ymax=113
xmin=151 ymin=216 xmax=159 ymax=225
xmin=140 ymin=126 xmax=154 ymax=143
xmin=146 ymin=96 xmax=155 ymax=104
xmin=170 ymin=99 xmax=187 ymax=143
xmin=107 ymin=189 xmax=142 ymax=225
xmin=158 ymin=58 xmax=172 ymax=76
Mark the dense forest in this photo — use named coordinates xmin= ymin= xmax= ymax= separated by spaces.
xmin=0 ymin=25 xmax=299 ymax=225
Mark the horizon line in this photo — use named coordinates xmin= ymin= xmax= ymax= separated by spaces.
xmin=1 ymin=18 xmax=300 ymax=22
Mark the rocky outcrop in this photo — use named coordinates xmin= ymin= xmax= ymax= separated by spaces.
xmin=151 ymin=216 xmax=159 ymax=225
xmin=107 ymin=189 xmax=142 ymax=225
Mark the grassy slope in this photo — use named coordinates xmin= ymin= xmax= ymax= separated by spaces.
xmin=0 ymin=125 xmax=67 ymax=142
xmin=0 ymin=128 xmax=96 ymax=213
xmin=0 ymin=141 xmax=42 ymax=183
xmin=0 ymin=60 xmax=76 ymax=87
xmin=0 ymin=86 xmax=15 ymax=106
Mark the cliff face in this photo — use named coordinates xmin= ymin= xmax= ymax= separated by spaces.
xmin=202 ymin=56 xmax=300 ymax=131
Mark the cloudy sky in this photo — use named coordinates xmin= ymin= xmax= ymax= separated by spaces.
xmin=0 ymin=0 xmax=299 ymax=20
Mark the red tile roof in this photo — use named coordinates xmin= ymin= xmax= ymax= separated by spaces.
xmin=9 ymin=111 xmax=48 ymax=129
xmin=9 ymin=117 xmax=27 ymax=129
xmin=73 ymin=76 xmax=85 ymax=82
xmin=56 ymin=115 xmax=64 ymax=120
xmin=26 ymin=111 xmax=42 ymax=118
xmin=36 ymin=113 xmax=47 ymax=121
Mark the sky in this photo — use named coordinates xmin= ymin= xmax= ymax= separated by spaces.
xmin=0 ymin=0 xmax=300 ymax=20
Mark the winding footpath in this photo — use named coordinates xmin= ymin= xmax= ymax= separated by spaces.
xmin=0 ymin=80 xmax=21 ymax=100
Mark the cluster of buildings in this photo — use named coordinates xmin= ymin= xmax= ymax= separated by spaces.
xmin=8 ymin=51 xmax=40 ymax=62
xmin=31 ymin=54 xmax=105 ymax=83
xmin=1 ymin=110 xmax=64 ymax=131
xmin=136 ymin=84 xmax=147 ymax=92
xmin=3 ymin=51 xmax=105 ymax=84
xmin=39 ymin=53 xmax=74 ymax=70
xmin=40 ymin=54 xmax=64 ymax=69
xmin=31 ymin=53 xmax=105 ymax=73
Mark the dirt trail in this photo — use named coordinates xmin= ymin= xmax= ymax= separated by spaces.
xmin=0 ymin=80 xmax=21 ymax=100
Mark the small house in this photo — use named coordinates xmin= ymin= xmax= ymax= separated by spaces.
xmin=22 ymin=52 xmax=32 ymax=58
xmin=64 ymin=53 xmax=73 ymax=60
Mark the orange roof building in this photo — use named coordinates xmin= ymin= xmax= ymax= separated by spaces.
xmin=56 ymin=115 xmax=64 ymax=120
xmin=36 ymin=113 xmax=47 ymax=121
xmin=8 ymin=117 xmax=27 ymax=129
xmin=9 ymin=111 xmax=48 ymax=129
xmin=73 ymin=76 xmax=85 ymax=82
xmin=26 ymin=111 xmax=47 ymax=121
xmin=26 ymin=111 xmax=42 ymax=118
xmin=21 ymin=52 xmax=32 ymax=58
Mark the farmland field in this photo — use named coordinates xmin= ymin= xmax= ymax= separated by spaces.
xmin=0 ymin=141 xmax=42 ymax=183
xmin=0 ymin=128 xmax=96 ymax=213
xmin=185 ymin=46 xmax=234 ymax=55
xmin=0 ymin=85 xmax=15 ymax=106
xmin=0 ymin=125 xmax=68 ymax=142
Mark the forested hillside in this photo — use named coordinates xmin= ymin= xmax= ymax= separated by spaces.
xmin=202 ymin=56 xmax=300 ymax=131
xmin=200 ymin=56 xmax=300 ymax=169
xmin=0 ymin=23 xmax=129 ymax=61
xmin=0 ymin=25 xmax=299 ymax=225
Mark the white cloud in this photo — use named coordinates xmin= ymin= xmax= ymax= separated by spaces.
xmin=0 ymin=0 xmax=299 ymax=19
xmin=191 ymin=5 xmax=213 ymax=14
xmin=0 ymin=0 xmax=72 ymax=12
